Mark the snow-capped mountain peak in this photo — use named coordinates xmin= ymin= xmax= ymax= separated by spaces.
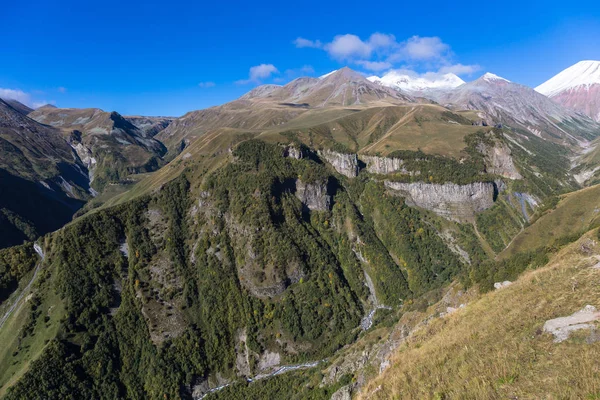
xmin=481 ymin=72 xmax=510 ymax=83
xmin=535 ymin=60 xmax=600 ymax=97
xmin=535 ymin=60 xmax=600 ymax=122
xmin=367 ymin=70 xmax=465 ymax=92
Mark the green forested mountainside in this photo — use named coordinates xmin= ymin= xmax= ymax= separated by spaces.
xmin=0 ymin=244 xmax=37 ymax=304
xmin=1 ymin=130 xmax=599 ymax=399
xmin=1 ymin=139 xmax=508 ymax=399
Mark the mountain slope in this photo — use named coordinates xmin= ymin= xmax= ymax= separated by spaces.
xmin=0 ymin=99 xmax=89 ymax=248
xmin=0 ymin=99 xmax=33 ymax=116
xmin=158 ymin=67 xmax=414 ymax=153
xmin=432 ymin=73 xmax=600 ymax=145
xmin=28 ymin=107 xmax=167 ymax=191
xmin=536 ymin=60 xmax=600 ymax=122
xmin=125 ymin=115 xmax=173 ymax=137
xmin=358 ymin=227 xmax=600 ymax=399
xmin=243 ymin=68 xmax=413 ymax=107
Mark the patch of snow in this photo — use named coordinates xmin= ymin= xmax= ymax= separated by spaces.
xmin=319 ymin=69 xmax=337 ymax=79
xmin=368 ymin=70 xmax=464 ymax=91
xmin=481 ymin=72 xmax=511 ymax=83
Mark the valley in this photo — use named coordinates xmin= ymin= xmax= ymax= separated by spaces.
xmin=1 ymin=62 xmax=600 ymax=400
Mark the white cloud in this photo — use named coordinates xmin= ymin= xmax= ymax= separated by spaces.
xmin=325 ymin=34 xmax=373 ymax=60
xmin=368 ymin=33 xmax=396 ymax=50
xmin=0 ymin=88 xmax=57 ymax=109
xmin=356 ymin=60 xmax=392 ymax=71
xmin=58 ymin=86 xmax=67 ymax=93
xmin=294 ymin=37 xmax=322 ymax=49
xmin=438 ymin=63 xmax=481 ymax=75
xmin=284 ymin=65 xmax=315 ymax=78
xmin=0 ymin=88 xmax=32 ymax=105
xmin=236 ymin=64 xmax=279 ymax=84
xmin=300 ymin=65 xmax=315 ymax=74
xmin=198 ymin=81 xmax=216 ymax=88
xmin=401 ymin=36 xmax=449 ymax=60
xmin=295 ymin=33 xmax=477 ymax=77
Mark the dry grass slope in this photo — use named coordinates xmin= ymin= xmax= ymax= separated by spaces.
xmin=501 ymin=184 xmax=600 ymax=258
xmin=358 ymin=230 xmax=600 ymax=400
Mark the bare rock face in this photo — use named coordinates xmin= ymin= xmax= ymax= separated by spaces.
xmin=319 ymin=150 xmax=358 ymax=178
xmin=331 ymin=384 xmax=354 ymax=400
xmin=480 ymin=142 xmax=522 ymax=179
xmin=284 ymin=144 xmax=303 ymax=159
xmin=295 ymin=179 xmax=331 ymax=211
xmin=543 ymin=305 xmax=600 ymax=343
xmin=361 ymin=155 xmax=407 ymax=174
xmin=385 ymin=181 xmax=495 ymax=221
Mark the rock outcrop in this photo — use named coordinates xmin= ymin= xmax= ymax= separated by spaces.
xmin=319 ymin=150 xmax=358 ymax=178
xmin=543 ymin=305 xmax=600 ymax=343
xmin=480 ymin=142 xmax=522 ymax=179
xmin=361 ymin=155 xmax=408 ymax=174
xmin=283 ymin=144 xmax=303 ymax=159
xmin=385 ymin=181 xmax=495 ymax=221
xmin=295 ymin=179 xmax=330 ymax=211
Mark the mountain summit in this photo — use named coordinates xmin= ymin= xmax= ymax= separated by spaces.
xmin=479 ymin=72 xmax=511 ymax=83
xmin=536 ymin=60 xmax=600 ymax=122
xmin=241 ymin=66 xmax=413 ymax=106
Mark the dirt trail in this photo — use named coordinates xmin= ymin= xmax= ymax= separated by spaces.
xmin=361 ymin=107 xmax=417 ymax=153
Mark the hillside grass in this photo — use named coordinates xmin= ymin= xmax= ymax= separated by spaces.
xmin=260 ymin=104 xmax=488 ymax=158
xmin=0 ymin=266 xmax=65 ymax=396
xmin=500 ymin=184 xmax=600 ymax=258
xmin=358 ymin=230 xmax=600 ymax=400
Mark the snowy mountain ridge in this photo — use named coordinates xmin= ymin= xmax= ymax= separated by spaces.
xmin=535 ymin=60 xmax=600 ymax=122
xmin=367 ymin=70 xmax=465 ymax=92
xmin=536 ymin=60 xmax=600 ymax=96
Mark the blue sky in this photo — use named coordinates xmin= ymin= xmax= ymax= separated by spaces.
xmin=1 ymin=0 xmax=599 ymax=116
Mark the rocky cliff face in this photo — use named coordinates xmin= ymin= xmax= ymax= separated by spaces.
xmin=385 ymin=181 xmax=495 ymax=221
xmin=319 ymin=150 xmax=358 ymax=178
xmin=284 ymin=144 xmax=304 ymax=159
xmin=295 ymin=179 xmax=331 ymax=211
xmin=361 ymin=155 xmax=408 ymax=175
xmin=480 ymin=142 xmax=522 ymax=180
